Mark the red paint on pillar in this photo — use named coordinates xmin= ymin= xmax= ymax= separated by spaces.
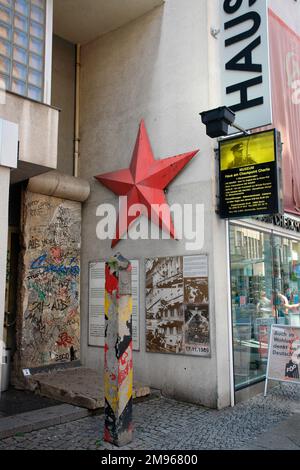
xmin=105 ymin=264 xmax=119 ymax=294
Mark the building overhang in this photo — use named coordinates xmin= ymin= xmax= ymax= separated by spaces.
xmin=53 ymin=0 xmax=165 ymax=45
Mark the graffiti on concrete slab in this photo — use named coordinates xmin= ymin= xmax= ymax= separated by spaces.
xmin=19 ymin=191 xmax=81 ymax=369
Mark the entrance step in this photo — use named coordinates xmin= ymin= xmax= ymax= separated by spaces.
xmin=26 ymin=367 xmax=150 ymax=410
xmin=0 ymin=404 xmax=89 ymax=440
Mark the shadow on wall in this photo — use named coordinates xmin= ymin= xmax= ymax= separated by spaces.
xmin=79 ymin=4 xmax=165 ymax=181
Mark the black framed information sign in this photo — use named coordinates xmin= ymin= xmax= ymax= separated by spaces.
xmin=219 ymin=129 xmax=283 ymax=219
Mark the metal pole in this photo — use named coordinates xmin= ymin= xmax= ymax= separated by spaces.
xmin=104 ymin=253 xmax=133 ymax=447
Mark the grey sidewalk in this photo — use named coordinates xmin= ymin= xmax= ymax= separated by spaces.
xmin=0 ymin=383 xmax=299 ymax=450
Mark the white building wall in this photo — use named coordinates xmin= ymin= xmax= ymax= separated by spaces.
xmin=79 ymin=0 xmax=231 ymax=408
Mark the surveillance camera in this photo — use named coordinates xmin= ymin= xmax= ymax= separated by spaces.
xmin=200 ymin=106 xmax=236 ymax=138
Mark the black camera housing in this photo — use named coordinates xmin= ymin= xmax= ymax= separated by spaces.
xmin=200 ymin=106 xmax=236 ymax=138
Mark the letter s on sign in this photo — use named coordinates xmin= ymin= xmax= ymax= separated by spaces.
xmin=223 ymin=0 xmax=243 ymax=14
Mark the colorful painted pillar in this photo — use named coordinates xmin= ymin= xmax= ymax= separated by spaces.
xmin=104 ymin=253 xmax=133 ymax=447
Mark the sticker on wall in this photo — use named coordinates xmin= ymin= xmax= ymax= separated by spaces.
xmin=88 ymin=259 xmax=140 ymax=350
xmin=145 ymin=255 xmax=210 ymax=357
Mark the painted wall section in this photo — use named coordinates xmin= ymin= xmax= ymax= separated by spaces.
xmin=16 ymin=191 xmax=81 ymax=370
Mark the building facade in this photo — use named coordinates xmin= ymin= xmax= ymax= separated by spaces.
xmin=0 ymin=0 xmax=300 ymax=409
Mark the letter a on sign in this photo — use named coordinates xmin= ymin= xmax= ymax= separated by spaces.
xmin=220 ymin=0 xmax=272 ymax=131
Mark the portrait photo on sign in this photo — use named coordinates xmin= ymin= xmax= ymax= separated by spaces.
xmin=184 ymin=277 xmax=209 ymax=304
xmin=220 ymin=129 xmax=276 ymax=171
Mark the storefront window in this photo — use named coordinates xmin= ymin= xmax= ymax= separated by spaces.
xmin=230 ymin=224 xmax=300 ymax=390
xmin=273 ymin=236 xmax=300 ymax=327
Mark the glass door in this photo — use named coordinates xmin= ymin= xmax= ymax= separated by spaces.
xmin=229 ymin=225 xmax=276 ymax=390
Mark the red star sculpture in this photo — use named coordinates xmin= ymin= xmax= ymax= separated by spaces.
xmin=95 ymin=120 xmax=199 ymax=247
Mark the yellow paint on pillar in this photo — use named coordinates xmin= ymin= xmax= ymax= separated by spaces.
xmin=119 ymin=296 xmax=132 ymax=323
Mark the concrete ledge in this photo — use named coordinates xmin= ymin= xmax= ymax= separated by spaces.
xmin=26 ymin=367 xmax=150 ymax=410
xmin=0 ymin=404 xmax=89 ymax=440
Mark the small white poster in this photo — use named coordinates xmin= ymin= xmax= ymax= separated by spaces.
xmin=88 ymin=259 xmax=140 ymax=350
xmin=267 ymin=325 xmax=300 ymax=383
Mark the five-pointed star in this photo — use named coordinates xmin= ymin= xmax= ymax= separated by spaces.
xmin=95 ymin=120 xmax=199 ymax=247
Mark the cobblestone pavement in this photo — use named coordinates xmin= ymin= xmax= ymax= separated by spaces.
xmin=0 ymin=384 xmax=299 ymax=450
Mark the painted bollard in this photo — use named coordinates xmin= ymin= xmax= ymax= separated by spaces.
xmin=104 ymin=253 xmax=133 ymax=447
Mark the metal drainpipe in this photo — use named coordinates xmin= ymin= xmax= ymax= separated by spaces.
xmin=74 ymin=44 xmax=81 ymax=178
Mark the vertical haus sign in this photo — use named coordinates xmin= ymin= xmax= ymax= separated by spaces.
xmin=221 ymin=0 xmax=272 ymax=131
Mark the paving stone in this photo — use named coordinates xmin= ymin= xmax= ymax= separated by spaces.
xmin=0 ymin=384 xmax=299 ymax=449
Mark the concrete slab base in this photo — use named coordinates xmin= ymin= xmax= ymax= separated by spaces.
xmin=25 ymin=367 xmax=150 ymax=410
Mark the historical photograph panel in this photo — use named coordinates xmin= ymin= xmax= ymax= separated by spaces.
xmin=146 ymin=286 xmax=184 ymax=354
xmin=145 ymin=255 xmax=210 ymax=357
xmin=183 ymin=304 xmax=210 ymax=356
xmin=146 ymin=257 xmax=183 ymax=289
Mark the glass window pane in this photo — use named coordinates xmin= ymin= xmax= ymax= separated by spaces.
xmin=31 ymin=0 xmax=45 ymax=9
xmin=0 ymin=22 xmax=11 ymax=40
xmin=14 ymin=29 xmax=28 ymax=48
xmin=0 ymin=5 xmax=11 ymax=24
xmin=273 ymin=236 xmax=300 ymax=327
xmin=30 ymin=5 xmax=44 ymax=24
xmin=12 ymin=77 xmax=26 ymax=95
xmin=29 ymin=35 xmax=43 ymax=55
xmin=0 ymin=54 xmax=10 ymax=74
xmin=29 ymin=51 xmax=42 ymax=71
xmin=13 ymin=45 xmax=27 ymax=64
xmin=28 ymin=84 xmax=41 ymax=101
xmin=0 ymin=1 xmax=13 ymax=7
xmin=30 ymin=20 xmax=43 ymax=39
xmin=0 ymin=1 xmax=45 ymax=102
xmin=14 ymin=13 xmax=28 ymax=33
xmin=12 ymin=61 xmax=27 ymax=81
xmin=0 ymin=38 xmax=11 ymax=57
xmin=28 ymin=68 xmax=42 ymax=87
xmin=15 ymin=0 xmax=29 ymax=17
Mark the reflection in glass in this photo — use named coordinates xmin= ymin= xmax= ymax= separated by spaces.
xmin=13 ymin=45 xmax=27 ymax=64
xmin=0 ymin=54 xmax=10 ymax=74
xmin=0 ymin=22 xmax=11 ymax=40
xmin=14 ymin=29 xmax=28 ymax=48
xmin=0 ymin=38 xmax=11 ymax=56
xmin=28 ymin=83 xmax=41 ymax=101
xmin=0 ymin=5 xmax=11 ymax=23
xmin=12 ymin=77 xmax=26 ymax=94
xmin=12 ymin=61 xmax=27 ymax=81
xmin=15 ymin=0 xmax=29 ymax=17
xmin=29 ymin=51 xmax=42 ymax=70
xmin=230 ymin=225 xmax=300 ymax=391
xmin=14 ymin=13 xmax=28 ymax=33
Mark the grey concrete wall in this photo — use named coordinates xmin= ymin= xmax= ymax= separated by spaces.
xmin=52 ymin=35 xmax=76 ymax=176
xmin=0 ymin=92 xmax=58 ymax=171
xmin=79 ymin=0 xmax=231 ymax=408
